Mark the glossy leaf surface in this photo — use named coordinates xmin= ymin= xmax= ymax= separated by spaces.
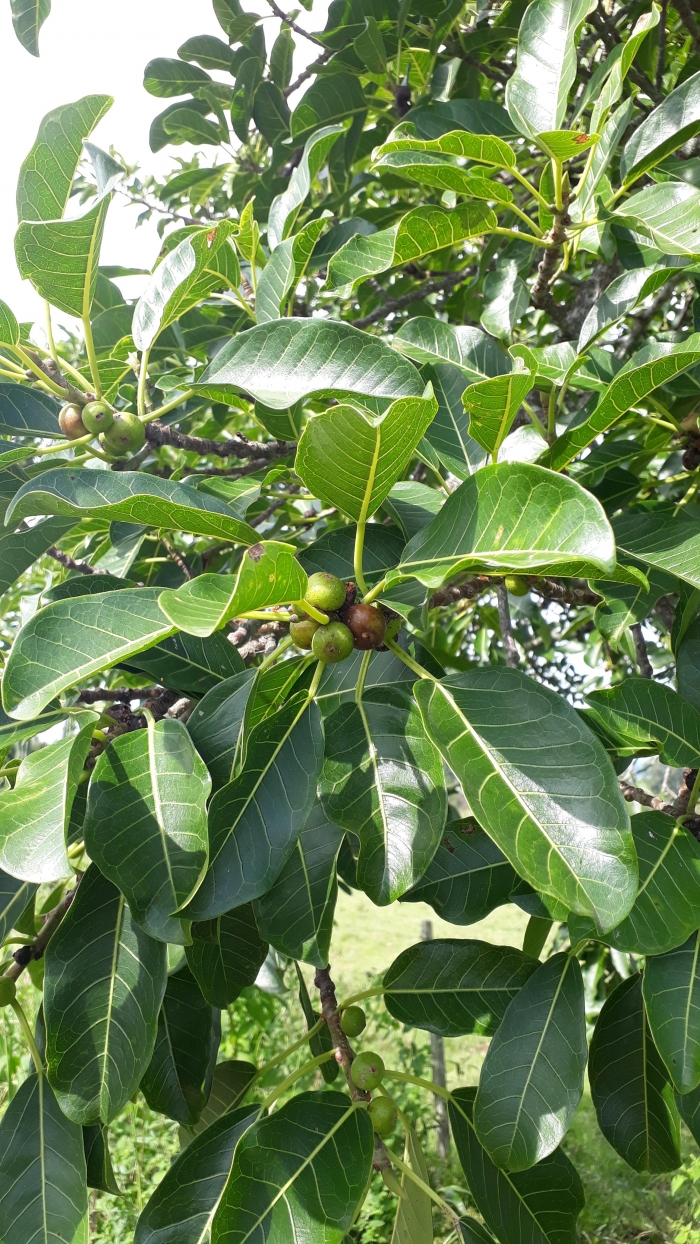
xmin=644 ymin=931 xmax=700 ymax=1094
xmin=141 ymin=964 xmax=217 ymax=1125
xmin=401 ymin=823 xmax=530 ymax=924
xmin=185 ymin=905 xmax=268 ymax=1007
xmin=159 ymin=541 xmax=307 ymax=637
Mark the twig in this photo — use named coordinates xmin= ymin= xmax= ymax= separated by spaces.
xmin=77 ymin=687 xmax=161 ymax=704
xmin=265 ymin=0 xmax=325 ymax=46
xmin=284 ymin=48 xmax=334 ymax=97
xmin=462 ymin=52 xmax=509 ymax=85
xmin=47 ymin=548 xmax=107 ymax=575
xmin=673 ymin=0 xmax=700 ymax=50
xmin=5 ymin=879 xmax=83 ymax=982
xmin=145 ymin=419 xmax=296 ymax=462
xmin=619 ymin=782 xmax=668 ymax=810
xmin=496 ymin=582 xmax=520 ymax=668
xmin=630 ymin=623 xmax=653 ymax=678
xmin=350 ymin=266 xmax=476 ymax=329
xmin=429 ymin=575 xmax=494 ymax=608
xmin=160 ymin=535 xmax=193 ymax=580
xmin=672 ymin=768 xmax=699 ymax=819
xmin=528 ymin=577 xmax=602 ymax=606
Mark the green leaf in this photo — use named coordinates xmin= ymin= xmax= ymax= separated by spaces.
xmin=296 ymin=391 xmax=437 ymax=522
xmin=0 ymin=869 xmax=36 ymax=943
xmin=164 ymin=108 xmax=227 ymax=147
xmin=591 ymin=567 xmax=676 ymax=646
xmin=256 ymin=219 xmax=327 ymax=322
xmin=0 ymin=711 xmax=96 ymax=882
xmin=390 ymin=1126 xmax=433 ymax=1244
xmin=585 ymin=678 xmax=700 ymax=767
xmin=382 ymin=481 xmax=442 ymax=541
xmin=141 ymin=963 xmax=217 ymax=1125
xmin=144 ymin=57 xmax=213 ymax=97
xmin=270 ymin=26 xmax=294 ymax=89
xmin=326 ymin=202 xmax=497 ymax=293
xmin=678 ymin=615 xmax=700 ymax=710
xmin=319 ymin=686 xmax=447 ymax=905
xmin=463 ymin=363 xmax=535 ymax=457
xmin=0 ymin=703 xmax=66 ymax=752
xmin=393 ymin=463 xmax=616 ymax=589
xmin=45 ymin=864 xmax=168 ymax=1124
xmin=0 ymin=1074 xmax=88 ymax=1244
xmin=589 ymin=974 xmax=681 ymax=1172
xmin=505 ymin=0 xmax=597 ymax=138
xmin=187 ymin=670 xmax=257 ymax=792
xmin=481 ymin=258 xmax=531 ymax=341
xmin=181 ymin=1059 xmax=258 ymax=1143
xmin=268 ymin=126 xmax=344 ymax=250
xmin=543 ymin=336 xmax=700 ymax=471
xmin=253 ymin=802 xmax=344 ymax=967
xmin=621 ymin=70 xmax=700 ymax=185
xmin=133 ymin=224 xmax=239 ymax=351
xmin=83 ymin=718 xmax=210 ymax=943
xmin=401 ymin=823 xmax=531 ymax=926
xmin=374 ymin=127 xmax=516 ymax=171
xmin=613 ymin=183 xmax=700 ymax=257
xmin=17 ymin=95 xmax=112 ymax=222
xmin=10 ymin=0 xmax=51 ymax=56
xmin=83 ymin=1123 xmax=121 ymax=1195
xmin=135 ymin=1104 xmax=259 ymax=1244
xmin=212 ymin=1090 xmax=374 ymax=1241
xmin=577 ymin=264 xmax=677 ymax=352
xmin=535 ymin=130 xmax=598 ymax=160
xmin=193 ymin=318 xmax=424 ymax=410
xmin=614 ymin=503 xmax=700 ymax=592
xmin=643 ymin=931 xmax=700 ymax=1094
xmin=383 ymin=938 xmax=538 ymax=1036
xmin=395 ymin=318 xmax=514 ymax=381
xmin=186 ymin=905 xmax=268 ymax=1006
xmin=373 ymin=149 xmax=516 ymax=198
xmin=2 ymin=587 xmax=177 ymax=721
xmin=15 ymin=144 xmax=124 ymax=317
xmin=0 ymin=516 xmax=76 ymax=597
xmin=125 ymin=630 xmax=245 ymax=699
xmin=299 ymin=523 xmax=405 ymax=586
xmin=290 ymin=73 xmax=366 ymax=143
xmin=0 ymin=301 xmax=20 ymax=346
xmin=414 ymin=669 xmax=636 ymax=932
xmin=185 ymin=693 xmax=324 ymax=919
xmin=178 ymin=34 xmax=236 ymax=71
xmin=474 ymin=953 xmax=587 ymax=1170
xmin=315 ymin=643 xmax=418 ymax=717
xmin=0 ymin=385 xmax=61 ymax=436
xmin=159 ymin=541 xmax=307 ymax=637
xmin=422 ymin=363 xmax=489 ymax=477
xmin=6 ymin=469 xmax=258 ymax=545
xmin=569 ymin=811 xmax=700 ymax=956
xmin=253 ymin=81 xmax=292 ymax=146
xmin=449 ymin=1087 xmax=585 ymax=1244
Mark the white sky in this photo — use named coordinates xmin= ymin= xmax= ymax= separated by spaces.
xmin=0 ymin=0 xmax=327 ymax=329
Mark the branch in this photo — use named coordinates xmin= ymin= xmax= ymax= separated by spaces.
xmin=265 ymin=0 xmax=325 ymax=46
xmin=428 ymin=574 xmax=494 ymax=609
xmin=528 ymin=577 xmax=602 ymax=606
xmin=619 ymin=781 xmax=669 ymax=811
xmin=47 ymin=547 xmax=108 ymax=575
xmin=530 ymin=200 xmax=570 ymax=328
xmin=76 ymin=687 xmax=162 ymax=703
xmin=145 ymin=420 xmax=296 ymax=462
xmin=630 ymin=623 xmax=653 ymax=678
xmin=5 ymin=879 xmax=82 ymax=982
xmin=284 ymin=48 xmax=334 ymax=97
xmin=350 ymin=266 xmax=476 ymax=330
xmin=673 ymin=0 xmax=700 ymax=49
xmin=672 ymin=767 xmax=699 ymax=819
xmin=497 ymin=582 xmax=520 ymax=668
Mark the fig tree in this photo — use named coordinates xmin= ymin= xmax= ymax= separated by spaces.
xmin=368 ymin=1096 xmax=397 ymax=1136
xmin=82 ymin=400 xmax=114 ymax=435
xmin=351 ymin=1050 xmax=384 ymax=1090
xmin=343 ymin=603 xmax=386 ymax=650
xmin=311 ymin=621 xmax=354 ymax=663
xmin=290 ymin=617 xmax=319 ymax=649
xmin=103 ymin=412 xmax=146 ymax=456
xmin=340 ymin=1005 xmax=366 ymax=1037
xmin=305 ymin=571 xmax=346 ymax=612
xmin=0 ymin=978 xmax=16 ymax=1007
xmin=58 ymin=403 xmax=88 ymax=439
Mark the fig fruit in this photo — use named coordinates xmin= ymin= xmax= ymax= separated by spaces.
xmin=0 ymin=978 xmax=16 ymax=1008
xmin=351 ymin=1050 xmax=384 ymax=1090
xmin=290 ymin=617 xmax=319 ymax=650
xmin=504 ymin=575 xmax=528 ymax=596
xmin=82 ymin=400 xmax=114 ymax=435
xmin=58 ymin=403 xmax=88 ymax=439
xmin=103 ymin=412 xmax=146 ymax=457
xmin=311 ymin=621 xmax=354 ymax=664
xmin=368 ymin=1096 xmax=397 ymax=1136
xmin=340 ymin=1005 xmax=366 ymax=1037
xmin=343 ymin=603 xmax=386 ymax=650
xmin=305 ymin=571 xmax=346 ymax=612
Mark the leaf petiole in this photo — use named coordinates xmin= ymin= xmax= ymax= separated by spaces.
xmin=384 ymin=637 xmax=438 ymax=682
xmin=10 ymin=997 xmax=43 ymax=1078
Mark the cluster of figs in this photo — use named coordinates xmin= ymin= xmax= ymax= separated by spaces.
xmin=340 ymin=1005 xmax=397 ymax=1136
xmin=59 ymin=400 xmax=146 ymax=459
xmin=290 ymin=573 xmax=388 ymax=663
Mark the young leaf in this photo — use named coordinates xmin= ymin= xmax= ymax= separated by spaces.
xmin=253 ymin=802 xmax=344 ymax=967
xmin=184 ymin=693 xmax=324 ymax=919
xmin=83 ymin=718 xmax=211 ymax=943
xmin=158 ymin=540 xmax=307 ymax=637
xmin=133 ymin=223 xmax=239 ymax=350
xmin=187 ymin=669 xmax=257 ymax=791
xmin=401 ymin=823 xmax=531 ymax=924
xmin=319 ymin=685 xmax=447 ymax=905
xmin=393 ymin=463 xmax=616 ymax=589
xmin=255 ymin=219 xmax=327 ymax=322
xmin=0 ymin=300 xmax=20 ymax=346
xmin=374 ymin=128 xmax=516 ymax=170
xmin=10 ymin=0 xmax=51 ymax=56
xmin=141 ymin=963 xmax=218 ymax=1125
xmin=621 ymin=70 xmax=700 ymax=185
xmin=17 ymin=94 xmax=112 ymax=222
xmin=568 ymin=811 xmax=700 ymax=956
xmin=0 ymin=1074 xmax=88 ymax=1244
xmin=644 ymin=931 xmax=700 ymax=1095
xmin=267 ymin=125 xmax=344 ymax=249
xmin=0 ymin=710 xmax=96 ymax=882
xmin=2 ymin=587 xmax=177 ymax=721
xmin=44 ymin=865 xmax=168 ymax=1124
xmin=449 ymin=1087 xmax=585 ymax=1244
xmin=463 ymin=364 xmax=535 ymax=457
xmin=185 ymin=904 xmax=269 ymax=1006
xmin=193 ymin=317 xmax=424 ymax=410
xmin=296 ymin=391 xmax=437 ymax=522
xmin=414 ymin=669 xmax=636 ymax=932
xmin=212 ymin=1091 xmax=373 ymax=1241
xmin=474 ymin=953 xmax=587 ymax=1170
xmin=390 ymin=1126 xmax=433 ymax=1244
xmin=505 ymin=0 xmax=597 ymax=138
xmin=585 ymin=678 xmax=700 ymax=767
xmin=6 ymin=469 xmax=258 ymax=545
xmin=589 ymin=974 xmax=681 ymax=1173
xmin=135 ymin=1105 xmax=259 ymax=1244
xmin=383 ymin=938 xmax=538 ymax=1036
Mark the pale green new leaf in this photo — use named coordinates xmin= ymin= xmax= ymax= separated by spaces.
xmin=267 ymin=126 xmax=343 ymax=250
xmin=373 ymin=150 xmax=515 ymax=199
xmin=159 ymin=540 xmax=307 ymax=637
xmin=463 ymin=364 xmax=535 ymax=457
xmin=193 ymin=318 xmax=424 ymax=409
xmin=390 ymin=1126 xmax=433 ymax=1244
xmin=83 ymin=718 xmax=211 ymax=943
xmin=0 ymin=300 xmax=20 ymax=345
xmin=133 ymin=223 xmax=240 ymax=350
xmin=644 ymin=931 xmax=700 ymax=1095
xmin=474 ymin=953 xmax=587 ymax=1170
xmin=373 ymin=128 xmax=517 ymax=170
xmin=44 ymin=865 xmax=168 ymax=1124
xmin=415 ymin=669 xmax=636 ymax=932
xmin=543 ymin=335 xmax=700 ymax=470
xmin=6 ymin=469 xmax=258 ymax=545
xmin=0 ymin=1074 xmax=88 ymax=1244
xmin=17 ymin=94 xmax=112 ymax=222
xmin=613 ymin=183 xmax=700 ymax=257
xmin=296 ymin=391 xmax=436 ymax=522
xmin=2 ymin=588 xmax=178 ymax=721
xmin=0 ymin=711 xmax=96 ymax=882
xmin=505 ymin=0 xmax=597 ymax=138
xmin=621 ymin=69 xmax=700 ymax=184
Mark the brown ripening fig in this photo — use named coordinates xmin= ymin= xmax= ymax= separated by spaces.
xmin=342 ymin=603 xmax=386 ymax=650
xmin=58 ymin=403 xmax=88 ymax=439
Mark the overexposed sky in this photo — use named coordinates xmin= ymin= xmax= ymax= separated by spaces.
xmin=0 ymin=0 xmax=327 ymax=329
